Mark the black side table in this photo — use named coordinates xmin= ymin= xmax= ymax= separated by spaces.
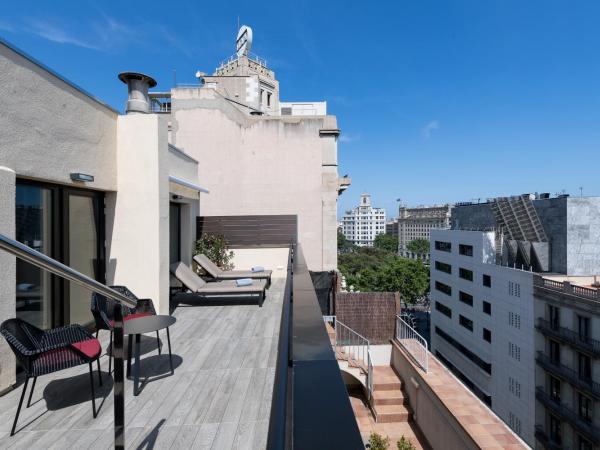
xmin=124 ymin=315 xmax=176 ymax=396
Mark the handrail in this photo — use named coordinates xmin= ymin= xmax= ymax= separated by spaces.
xmin=0 ymin=234 xmax=136 ymax=308
xmin=0 ymin=233 xmax=135 ymax=449
xmin=334 ymin=320 xmax=372 ymax=398
xmin=396 ymin=314 xmax=428 ymax=373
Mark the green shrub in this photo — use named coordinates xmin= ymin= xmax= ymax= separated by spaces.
xmin=368 ymin=432 xmax=390 ymax=450
xmin=193 ymin=234 xmax=234 ymax=271
xmin=397 ymin=436 xmax=416 ymax=450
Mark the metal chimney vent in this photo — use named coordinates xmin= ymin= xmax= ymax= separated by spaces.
xmin=118 ymin=72 xmax=157 ymax=114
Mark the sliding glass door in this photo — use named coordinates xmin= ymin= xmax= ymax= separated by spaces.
xmin=15 ymin=184 xmax=55 ymax=329
xmin=65 ymin=190 xmax=104 ymax=325
xmin=15 ymin=180 xmax=105 ymax=329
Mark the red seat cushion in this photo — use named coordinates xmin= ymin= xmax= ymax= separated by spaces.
xmin=71 ymin=338 xmax=102 ymax=359
xmin=108 ymin=312 xmax=152 ymax=328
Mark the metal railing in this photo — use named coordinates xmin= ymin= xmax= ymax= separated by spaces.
xmin=536 ymin=351 xmax=600 ymax=399
xmin=396 ymin=314 xmax=428 ymax=373
xmin=267 ymin=244 xmax=363 ymax=449
xmin=536 ymin=318 xmax=600 ymax=356
xmin=535 ymin=387 xmax=600 ymax=443
xmin=0 ymin=234 xmax=136 ymax=450
xmin=333 ymin=320 xmax=372 ymax=400
xmin=367 ymin=349 xmax=374 ymax=401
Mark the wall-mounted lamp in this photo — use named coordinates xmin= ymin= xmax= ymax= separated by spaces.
xmin=172 ymin=194 xmax=183 ymax=200
xmin=70 ymin=173 xmax=94 ymax=183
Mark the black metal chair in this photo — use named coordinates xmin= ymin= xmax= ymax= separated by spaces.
xmin=90 ymin=286 xmax=160 ymax=373
xmin=0 ymin=318 xmax=102 ymax=435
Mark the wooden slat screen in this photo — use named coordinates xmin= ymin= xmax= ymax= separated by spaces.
xmin=196 ymin=215 xmax=297 ymax=247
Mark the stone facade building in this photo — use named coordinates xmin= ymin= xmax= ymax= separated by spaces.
xmin=398 ymin=204 xmax=452 ymax=260
xmin=341 ymin=193 xmax=386 ymax=247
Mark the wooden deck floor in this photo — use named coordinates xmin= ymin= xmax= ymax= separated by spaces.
xmin=0 ymin=276 xmax=286 ymax=449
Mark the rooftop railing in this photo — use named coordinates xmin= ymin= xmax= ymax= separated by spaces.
xmin=396 ymin=314 xmax=428 ymax=372
xmin=267 ymin=244 xmax=363 ymax=449
xmin=536 ymin=318 xmax=600 ymax=357
xmin=0 ymin=234 xmax=136 ymax=450
xmin=534 ymin=275 xmax=600 ymax=301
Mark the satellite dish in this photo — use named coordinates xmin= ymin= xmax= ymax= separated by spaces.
xmin=236 ymin=25 xmax=253 ymax=57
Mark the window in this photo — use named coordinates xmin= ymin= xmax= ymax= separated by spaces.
xmin=578 ymin=315 xmax=590 ymax=341
xmin=435 ymin=241 xmax=451 ymax=252
xmin=549 ymin=414 xmax=561 ymax=444
xmin=549 ymin=376 xmax=561 ymax=402
xmin=550 ymin=340 xmax=560 ymax=364
xmin=459 ymin=315 xmax=473 ymax=332
xmin=435 ymin=327 xmax=492 ymax=374
xmin=483 ymin=301 xmax=491 ymax=315
xmin=435 ymin=301 xmax=452 ymax=318
xmin=509 ymin=412 xmax=522 ymax=435
xmin=459 ymin=291 xmax=473 ymax=306
xmin=435 ymin=281 xmax=452 ymax=296
xmin=579 ymin=435 xmax=593 ymax=450
xmin=483 ymin=328 xmax=491 ymax=343
xmin=508 ymin=281 xmax=521 ymax=297
xmin=509 ymin=312 xmax=521 ymax=329
xmin=578 ymin=393 xmax=592 ymax=422
xmin=548 ymin=304 xmax=560 ymax=329
xmin=459 ymin=268 xmax=473 ymax=281
xmin=579 ymin=353 xmax=592 ymax=380
xmin=459 ymin=244 xmax=473 ymax=256
xmin=267 ymin=92 xmax=272 ymax=107
xmin=435 ymin=261 xmax=452 ymax=274
xmin=509 ymin=342 xmax=521 ymax=361
xmin=509 ymin=376 xmax=521 ymax=398
xmin=483 ymin=274 xmax=491 ymax=287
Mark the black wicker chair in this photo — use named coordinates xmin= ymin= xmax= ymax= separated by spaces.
xmin=0 ymin=318 xmax=103 ymax=435
xmin=90 ymin=285 xmax=160 ymax=373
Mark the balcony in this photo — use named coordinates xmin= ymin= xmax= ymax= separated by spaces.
xmin=534 ymin=425 xmax=565 ymax=450
xmin=536 ymin=351 xmax=600 ymax=399
xmin=536 ymin=318 xmax=600 ymax=357
xmin=536 ymin=387 xmax=600 ymax=444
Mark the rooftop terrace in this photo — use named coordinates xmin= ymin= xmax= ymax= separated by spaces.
xmin=0 ymin=253 xmax=288 ymax=448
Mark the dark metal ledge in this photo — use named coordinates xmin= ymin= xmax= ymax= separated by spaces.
xmin=267 ymin=244 xmax=363 ymax=450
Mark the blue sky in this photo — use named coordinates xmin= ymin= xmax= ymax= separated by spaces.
xmin=2 ymin=1 xmax=600 ymax=217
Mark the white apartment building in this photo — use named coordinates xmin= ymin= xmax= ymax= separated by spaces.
xmin=430 ymin=194 xmax=600 ymax=448
xmin=430 ymin=229 xmax=536 ymax=445
xmin=398 ymin=204 xmax=452 ymax=259
xmin=342 ymin=193 xmax=386 ymax=247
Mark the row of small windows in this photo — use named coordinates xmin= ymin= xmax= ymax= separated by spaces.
xmin=508 ymin=412 xmax=522 ymax=436
xmin=433 ymin=241 xmax=474 ymax=257
xmin=433 ymin=260 xmax=491 ymax=287
xmin=508 ymin=376 xmax=521 ymax=398
xmin=436 ymin=303 xmax=491 ymax=344
xmin=434 ymin=327 xmax=492 ymax=374
xmin=509 ymin=342 xmax=521 ymax=361
xmin=509 ymin=281 xmax=521 ymax=297
xmin=509 ymin=312 xmax=521 ymax=329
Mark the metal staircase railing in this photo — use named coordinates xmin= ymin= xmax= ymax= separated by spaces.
xmin=329 ymin=318 xmax=372 ymax=400
xmin=396 ymin=314 xmax=428 ymax=373
xmin=0 ymin=233 xmax=137 ymax=450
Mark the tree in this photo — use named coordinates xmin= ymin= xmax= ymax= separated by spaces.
xmin=406 ymin=238 xmax=430 ymax=255
xmin=374 ymin=233 xmax=399 ymax=253
xmin=337 ymin=230 xmax=356 ymax=253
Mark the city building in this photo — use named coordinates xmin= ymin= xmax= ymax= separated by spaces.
xmin=385 ymin=218 xmax=399 ymax=238
xmin=430 ymin=193 xmax=600 ymax=447
xmin=534 ymin=274 xmax=600 ymax=450
xmin=341 ymin=193 xmax=386 ymax=247
xmin=151 ymin=31 xmax=346 ymax=271
xmin=398 ymin=204 xmax=452 ymax=260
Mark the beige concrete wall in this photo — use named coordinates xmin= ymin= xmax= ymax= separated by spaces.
xmin=107 ymin=115 xmax=171 ymax=314
xmin=0 ymin=43 xmax=117 ymax=191
xmin=171 ymin=88 xmax=339 ymax=271
xmin=391 ymin=344 xmax=480 ymax=450
xmin=0 ymin=168 xmax=16 ymax=392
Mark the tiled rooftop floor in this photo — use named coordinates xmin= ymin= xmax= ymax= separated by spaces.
xmin=0 ymin=276 xmax=285 ymax=449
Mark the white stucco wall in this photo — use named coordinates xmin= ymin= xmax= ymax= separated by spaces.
xmin=170 ymin=88 xmax=339 ymax=271
xmin=107 ymin=114 xmax=171 ymax=314
xmin=0 ymin=42 xmax=117 ymax=191
xmin=0 ymin=167 xmax=16 ymax=392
